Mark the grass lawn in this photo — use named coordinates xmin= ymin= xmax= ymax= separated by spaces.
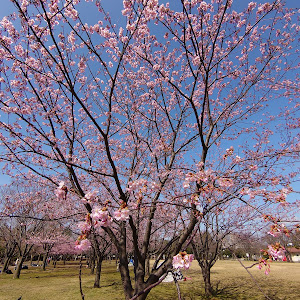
xmin=0 ymin=260 xmax=299 ymax=300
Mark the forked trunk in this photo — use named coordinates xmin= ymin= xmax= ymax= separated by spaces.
xmin=13 ymin=256 xmax=25 ymax=279
xmin=132 ymin=272 xmax=162 ymax=300
xmin=4 ymin=243 xmax=17 ymax=272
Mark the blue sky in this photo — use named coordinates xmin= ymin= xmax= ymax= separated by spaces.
xmin=0 ymin=0 xmax=298 ymax=21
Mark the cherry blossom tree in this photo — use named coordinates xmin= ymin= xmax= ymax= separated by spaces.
xmin=31 ymin=222 xmax=72 ymax=271
xmin=191 ymin=201 xmax=266 ymax=296
xmin=0 ymin=218 xmax=17 ymax=273
xmin=0 ymin=183 xmax=46 ymax=278
xmin=50 ymin=239 xmax=80 ymax=267
xmin=91 ymin=233 xmax=111 ymax=288
xmin=0 ymin=180 xmax=79 ymax=277
xmin=0 ymin=0 xmax=299 ymax=299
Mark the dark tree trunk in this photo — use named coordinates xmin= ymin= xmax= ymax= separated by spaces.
xmin=42 ymin=251 xmax=49 ymax=271
xmin=13 ymin=244 xmax=33 ymax=279
xmin=136 ymin=292 xmax=149 ymax=300
xmin=131 ymin=271 xmax=162 ymax=300
xmin=136 ymin=290 xmax=151 ymax=300
xmin=145 ymin=256 xmax=150 ymax=277
xmin=3 ymin=243 xmax=17 ymax=272
xmin=119 ymin=251 xmax=134 ymax=300
xmin=89 ymin=248 xmax=96 ymax=275
xmin=201 ymin=264 xmax=213 ymax=297
xmin=93 ymin=255 xmax=103 ymax=288
xmin=90 ymin=258 xmax=95 ymax=275
xmin=3 ymin=256 xmax=12 ymax=272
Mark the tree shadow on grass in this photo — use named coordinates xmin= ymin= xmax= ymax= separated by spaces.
xmin=99 ymin=281 xmax=120 ymax=288
xmin=183 ymin=281 xmax=270 ymax=300
xmin=212 ymin=281 xmax=253 ymax=299
xmin=210 ymin=282 xmax=288 ymax=300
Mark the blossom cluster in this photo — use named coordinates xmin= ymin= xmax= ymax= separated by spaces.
xmin=82 ymin=190 xmax=99 ymax=203
xmin=182 ymin=164 xmax=236 ymax=201
xmin=77 ymin=220 xmax=91 ymax=234
xmin=172 ymin=251 xmax=194 ymax=269
xmin=75 ymin=214 xmax=92 ymax=252
xmin=74 ymin=206 xmax=131 ymax=251
xmin=91 ymin=201 xmax=130 ymax=226
xmin=114 ymin=207 xmax=130 ymax=221
xmin=127 ymin=178 xmax=148 ymax=192
xmin=75 ymin=237 xmax=91 ymax=252
xmin=91 ymin=207 xmax=112 ymax=227
xmin=55 ymin=184 xmax=131 ymax=224
xmin=267 ymin=223 xmax=289 ymax=237
xmin=267 ymin=244 xmax=287 ymax=261
xmin=65 ymin=186 xmax=132 ymax=252
xmin=223 ymin=146 xmax=234 ymax=159
xmin=258 ymin=243 xmax=287 ymax=275
xmin=127 ymin=178 xmax=160 ymax=193
xmin=257 ymin=258 xmax=271 ymax=275
xmin=183 ymin=167 xmax=214 ymax=189
xmin=55 ymin=181 xmax=68 ymax=200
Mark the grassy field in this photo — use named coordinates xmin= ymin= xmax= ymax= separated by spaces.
xmin=0 ymin=260 xmax=299 ymax=300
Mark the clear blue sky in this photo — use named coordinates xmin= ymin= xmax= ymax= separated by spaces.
xmin=0 ymin=0 xmax=298 ymax=20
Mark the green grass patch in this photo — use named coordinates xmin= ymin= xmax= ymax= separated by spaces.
xmin=0 ymin=260 xmax=299 ymax=299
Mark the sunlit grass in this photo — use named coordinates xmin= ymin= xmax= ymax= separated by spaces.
xmin=0 ymin=260 xmax=299 ymax=299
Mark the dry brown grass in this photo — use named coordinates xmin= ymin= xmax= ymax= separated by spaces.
xmin=0 ymin=260 xmax=299 ymax=299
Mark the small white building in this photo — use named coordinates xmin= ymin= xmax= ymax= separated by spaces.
xmin=287 ymin=247 xmax=300 ymax=262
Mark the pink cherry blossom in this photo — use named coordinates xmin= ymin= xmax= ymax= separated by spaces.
xmin=247 ymin=2 xmax=256 ymax=11
xmin=55 ymin=181 xmax=68 ymax=200
xmin=114 ymin=208 xmax=130 ymax=221
xmin=172 ymin=252 xmax=194 ymax=269
xmin=257 ymin=258 xmax=270 ymax=275
xmin=82 ymin=190 xmax=99 ymax=203
xmin=91 ymin=207 xmax=112 ymax=227
xmin=183 ymin=181 xmax=190 ymax=188
xmin=127 ymin=178 xmax=148 ymax=192
xmin=267 ymin=245 xmax=286 ymax=261
xmin=75 ymin=238 xmax=91 ymax=252
xmin=78 ymin=221 xmax=91 ymax=234
xmin=96 ymin=215 xmax=112 ymax=227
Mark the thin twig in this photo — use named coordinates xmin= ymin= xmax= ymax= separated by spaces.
xmin=236 ymin=258 xmax=271 ymax=300
xmin=79 ymin=256 xmax=85 ymax=300
xmin=1 ymin=213 xmax=83 ymax=221
xmin=173 ymin=274 xmax=182 ymax=300
xmin=245 ymin=262 xmax=260 ymax=269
